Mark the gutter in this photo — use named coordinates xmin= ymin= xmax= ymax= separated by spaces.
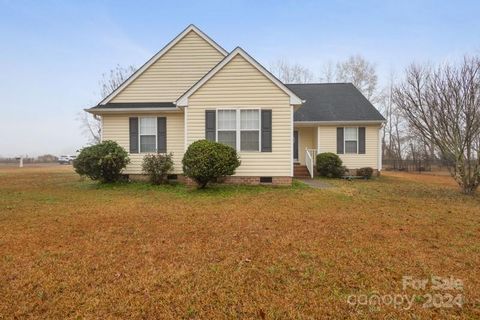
xmin=294 ymin=120 xmax=386 ymax=126
xmin=85 ymin=107 xmax=182 ymax=114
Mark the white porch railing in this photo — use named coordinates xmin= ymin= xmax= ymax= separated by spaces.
xmin=305 ymin=148 xmax=317 ymax=178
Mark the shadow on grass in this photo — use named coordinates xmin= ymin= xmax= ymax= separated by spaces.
xmin=75 ymin=178 xmax=310 ymax=199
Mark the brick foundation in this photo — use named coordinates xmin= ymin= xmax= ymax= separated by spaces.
xmin=218 ymin=176 xmax=292 ymax=185
xmin=344 ymin=168 xmax=380 ymax=177
xmin=127 ymin=174 xmax=292 ymax=186
xmin=125 ymin=174 xmax=184 ymax=183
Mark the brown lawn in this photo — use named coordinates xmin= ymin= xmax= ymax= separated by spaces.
xmin=0 ymin=166 xmax=479 ymax=319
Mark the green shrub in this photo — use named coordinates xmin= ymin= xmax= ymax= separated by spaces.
xmin=142 ymin=153 xmax=174 ymax=185
xmin=182 ymin=140 xmax=241 ymax=188
xmin=316 ymin=152 xmax=345 ymax=178
xmin=73 ymin=140 xmax=130 ymax=183
xmin=357 ymin=167 xmax=374 ymax=179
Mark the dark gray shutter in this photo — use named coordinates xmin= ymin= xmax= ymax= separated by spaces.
xmin=336 ymin=127 xmax=344 ymax=154
xmin=205 ymin=110 xmax=216 ymax=141
xmin=261 ymin=110 xmax=272 ymax=152
xmin=358 ymin=127 xmax=366 ymax=154
xmin=129 ymin=117 xmax=138 ymax=153
xmin=157 ymin=117 xmax=167 ymax=153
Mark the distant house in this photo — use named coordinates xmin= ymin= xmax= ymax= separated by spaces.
xmin=87 ymin=25 xmax=385 ymax=185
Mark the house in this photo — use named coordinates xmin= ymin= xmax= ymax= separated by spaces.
xmin=87 ymin=25 xmax=385 ymax=185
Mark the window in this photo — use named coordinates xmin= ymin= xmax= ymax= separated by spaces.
xmin=217 ymin=110 xmax=236 ymax=149
xmin=139 ymin=117 xmax=156 ymax=153
xmin=216 ymin=109 xmax=261 ymax=151
xmin=240 ymin=110 xmax=260 ymax=151
xmin=344 ymin=127 xmax=358 ymax=154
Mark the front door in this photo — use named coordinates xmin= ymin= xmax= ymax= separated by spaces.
xmin=293 ymin=130 xmax=299 ymax=161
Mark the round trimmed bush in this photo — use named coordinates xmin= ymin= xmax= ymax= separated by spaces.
xmin=316 ymin=152 xmax=345 ymax=178
xmin=142 ymin=153 xmax=174 ymax=185
xmin=182 ymin=140 xmax=241 ymax=188
xmin=73 ymin=140 xmax=130 ymax=183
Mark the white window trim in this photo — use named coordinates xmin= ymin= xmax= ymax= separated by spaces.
xmin=216 ymin=109 xmax=237 ymax=150
xmin=215 ymin=108 xmax=261 ymax=152
xmin=344 ymin=127 xmax=359 ymax=154
xmin=139 ymin=117 xmax=157 ymax=153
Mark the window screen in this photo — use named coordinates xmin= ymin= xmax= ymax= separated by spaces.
xmin=240 ymin=110 xmax=259 ymax=151
xmin=344 ymin=127 xmax=358 ymax=154
xmin=139 ymin=117 xmax=156 ymax=152
xmin=217 ymin=110 xmax=236 ymax=149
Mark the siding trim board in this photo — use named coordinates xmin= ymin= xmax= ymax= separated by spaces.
xmin=88 ymin=107 xmax=180 ymax=115
xmin=294 ymin=120 xmax=385 ymax=126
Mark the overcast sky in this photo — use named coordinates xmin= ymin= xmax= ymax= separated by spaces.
xmin=1 ymin=0 xmax=479 ymax=157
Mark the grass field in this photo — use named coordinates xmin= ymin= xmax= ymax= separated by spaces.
xmin=0 ymin=165 xmax=479 ymax=319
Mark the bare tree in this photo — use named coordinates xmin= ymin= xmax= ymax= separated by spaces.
xmin=335 ymin=55 xmax=378 ymax=101
xmin=378 ymin=72 xmax=411 ymax=169
xmin=80 ymin=65 xmax=136 ymax=143
xmin=393 ymin=57 xmax=480 ymax=194
xmin=99 ymin=65 xmax=137 ymax=99
xmin=79 ymin=112 xmax=102 ymax=144
xmin=319 ymin=61 xmax=335 ymax=82
xmin=270 ymin=59 xmax=314 ymax=84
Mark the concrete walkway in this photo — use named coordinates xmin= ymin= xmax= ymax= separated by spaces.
xmin=297 ymin=178 xmax=333 ymax=189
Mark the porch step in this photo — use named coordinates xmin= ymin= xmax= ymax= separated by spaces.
xmin=294 ymin=165 xmax=311 ymax=178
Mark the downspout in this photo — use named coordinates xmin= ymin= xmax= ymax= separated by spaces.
xmin=291 ymin=105 xmax=294 ymax=177
xmin=378 ymin=125 xmax=383 ymax=172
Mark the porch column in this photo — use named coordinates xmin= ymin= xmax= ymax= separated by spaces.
xmin=316 ymin=126 xmax=321 ymax=154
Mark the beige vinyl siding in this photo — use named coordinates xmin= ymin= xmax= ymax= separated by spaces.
xmin=102 ymin=113 xmax=184 ymax=174
xmin=187 ymin=55 xmax=292 ymax=177
xmin=111 ymin=31 xmax=224 ymax=103
xmin=296 ymin=127 xmax=315 ymax=165
xmin=318 ymin=125 xmax=380 ymax=169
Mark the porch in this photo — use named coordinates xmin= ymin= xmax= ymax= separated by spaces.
xmin=292 ymin=124 xmax=383 ymax=179
xmin=293 ymin=126 xmax=319 ymax=179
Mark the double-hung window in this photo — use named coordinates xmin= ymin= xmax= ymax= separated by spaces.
xmin=240 ymin=110 xmax=260 ymax=151
xmin=139 ymin=117 xmax=157 ymax=153
xmin=217 ymin=109 xmax=261 ymax=152
xmin=217 ymin=110 xmax=237 ymax=149
xmin=344 ymin=127 xmax=358 ymax=154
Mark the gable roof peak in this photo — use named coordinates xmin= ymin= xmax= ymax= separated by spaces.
xmin=182 ymin=24 xmax=228 ymax=54
xmin=176 ymin=47 xmax=304 ymax=106
xmin=98 ymin=24 xmax=227 ymax=105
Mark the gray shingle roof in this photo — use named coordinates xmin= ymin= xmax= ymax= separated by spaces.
xmin=287 ymin=83 xmax=385 ymax=122
xmin=92 ymin=102 xmax=176 ymax=109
